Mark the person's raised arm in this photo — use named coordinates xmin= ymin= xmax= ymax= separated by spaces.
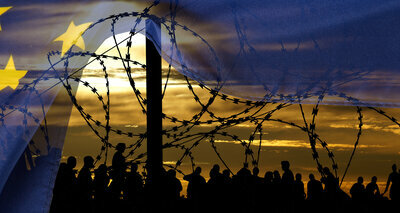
xmin=383 ymin=174 xmax=391 ymax=194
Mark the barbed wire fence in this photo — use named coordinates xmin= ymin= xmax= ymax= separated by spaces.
xmin=0 ymin=0 xmax=399 ymax=189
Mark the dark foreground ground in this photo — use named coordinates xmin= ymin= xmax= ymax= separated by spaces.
xmin=51 ymin=199 xmax=397 ymax=213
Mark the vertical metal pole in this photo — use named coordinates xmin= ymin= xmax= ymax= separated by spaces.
xmin=146 ymin=19 xmax=162 ymax=188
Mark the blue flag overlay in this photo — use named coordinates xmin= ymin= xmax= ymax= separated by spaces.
xmin=0 ymin=0 xmax=399 ymax=212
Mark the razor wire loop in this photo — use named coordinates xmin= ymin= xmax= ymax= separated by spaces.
xmin=0 ymin=6 xmax=360 ymax=179
xmin=0 ymin=6 xmax=366 ymax=176
xmin=340 ymin=106 xmax=363 ymax=186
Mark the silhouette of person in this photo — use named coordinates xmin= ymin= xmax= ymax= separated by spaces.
xmin=207 ymin=164 xmax=224 ymax=206
xmin=366 ymin=176 xmax=380 ymax=200
xmin=228 ymin=166 xmax=253 ymax=211
xmin=66 ymin=156 xmax=77 ymax=177
xmin=307 ymin=173 xmax=323 ymax=201
xmin=264 ymin=171 xmax=273 ymax=187
xmin=293 ymin=173 xmax=305 ymax=201
xmin=51 ymin=157 xmax=79 ymax=213
xmin=281 ymin=161 xmax=294 ymax=200
xmin=281 ymin=161 xmax=294 ymax=183
xmin=124 ymin=163 xmax=143 ymax=200
xmin=233 ymin=166 xmax=252 ymax=195
xmin=236 ymin=166 xmax=252 ymax=179
xmin=66 ymin=156 xmax=78 ymax=184
xmin=262 ymin=171 xmax=274 ymax=204
xmin=219 ymin=169 xmax=233 ymax=206
xmin=93 ymin=164 xmax=110 ymax=201
xmin=222 ymin=169 xmax=232 ymax=184
xmin=266 ymin=170 xmax=283 ymax=211
xmin=350 ymin=176 xmax=366 ymax=201
xmin=383 ymin=164 xmax=400 ymax=200
xmin=93 ymin=164 xmax=110 ymax=212
xmin=252 ymin=167 xmax=263 ymax=185
xmin=77 ymin=156 xmax=95 ymax=212
xmin=122 ymin=163 xmax=143 ymax=211
xmin=321 ymin=167 xmax=339 ymax=201
xmin=208 ymin=164 xmax=220 ymax=181
xmin=208 ymin=164 xmax=223 ymax=185
xmin=273 ymin=170 xmax=282 ymax=184
xmin=264 ymin=171 xmax=273 ymax=184
xmin=66 ymin=156 xmax=78 ymax=206
xmin=110 ymin=143 xmax=127 ymax=200
xmin=165 ymin=169 xmax=182 ymax=202
xmin=51 ymin=163 xmax=68 ymax=213
xmin=183 ymin=167 xmax=206 ymax=201
xmin=251 ymin=167 xmax=263 ymax=206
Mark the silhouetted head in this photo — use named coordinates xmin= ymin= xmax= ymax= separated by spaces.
xmin=273 ymin=170 xmax=281 ymax=180
xmin=210 ymin=164 xmax=220 ymax=178
xmin=212 ymin=164 xmax=220 ymax=172
xmin=309 ymin=173 xmax=315 ymax=180
xmin=194 ymin=167 xmax=202 ymax=175
xmin=167 ymin=169 xmax=176 ymax=178
xmin=237 ymin=167 xmax=251 ymax=176
xmin=67 ymin=156 xmax=76 ymax=169
xmin=296 ymin=173 xmax=302 ymax=181
xmin=83 ymin=156 xmax=94 ymax=168
xmin=371 ymin=176 xmax=377 ymax=183
xmin=357 ymin=176 xmax=363 ymax=184
xmin=210 ymin=170 xmax=217 ymax=179
xmin=281 ymin=161 xmax=290 ymax=171
xmin=392 ymin=164 xmax=397 ymax=172
xmin=222 ymin=169 xmax=230 ymax=178
xmin=264 ymin=171 xmax=273 ymax=182
xmin=253 ymin=167 xmax=259 ymax=176
xmin=323 ymin=167 xmax=331 ymax=175
xmin=131 ymin=163 xmax=138 ymax=172
xmin=116 ymin=143 xmax=126 ymax=152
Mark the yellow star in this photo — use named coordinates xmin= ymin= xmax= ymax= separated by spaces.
xmin=0 ymin=7 xmax=12 ymax=31
xmin=53 ymin=21 xmax=92 ymax=57
xmin=0 ymin=55 xmax=28 ymax=91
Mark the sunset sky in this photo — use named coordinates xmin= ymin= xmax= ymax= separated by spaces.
xmin=59 ymin=33 xmax=400 ymax=195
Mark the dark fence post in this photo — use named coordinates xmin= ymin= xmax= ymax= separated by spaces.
xmin=145 ymin=18 xmax=163 ymax=196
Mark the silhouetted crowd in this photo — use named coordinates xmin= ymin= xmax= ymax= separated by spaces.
xmin=50 ymin=143 xmax=400 ymax=213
